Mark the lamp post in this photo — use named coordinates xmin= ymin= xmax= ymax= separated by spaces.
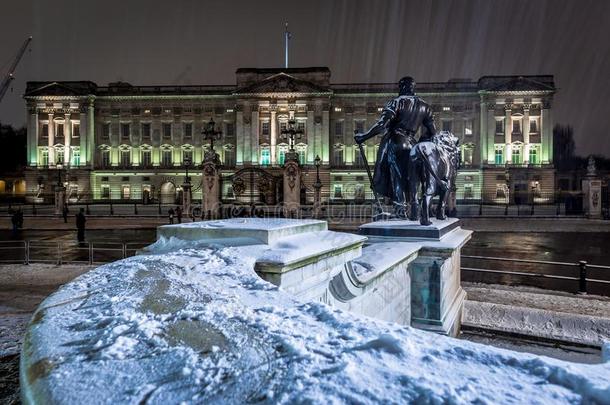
xmin=202 ymin=118 xmax=222 ymax=164
xmin=280 ymin=118 xmax=303 ymax=163
xmin=54 ymin=163 xmax=66 ymax=215
xmin=182 ymin=156 xmax=193 ymax=220
xmin=313 ymin=155 xmax=322 ymax=218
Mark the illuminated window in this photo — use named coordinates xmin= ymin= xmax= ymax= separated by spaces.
xmin=260 ymin=148 xmax=270 ymax=166
xmin=41 ymin=149 xmax=48 ymax=166
xmin=224 ymin=146 xmax=235 ymax=167
xmin=162 ymin=123 xmax=172 ymax=139
xmin=278 ymin=147 xmax=286 ymax=165
xmin=354 ymin=146 xmax=365 ymax=167
xmin=464 ymin=120 xmax=473 ymax=135
xmin=41 ymin=123 xmax=49 ymax=138
xmin=56 ymin=148 xmax=64 ymax=165
xmin=183 ymin=149 xmax=193 ymax=164
xmin=333 ymin=149 xmax=343 ymax=165
xmin=121 ymin=185 xmax=131 ymax=200
xmin=494 ymin=147 xmax=503 ymax=165
xmin=71 ymin=148 xmax=80 ymax=166
xmin=529 ymin=148 xmax=538 ymax=164
xmin=333 ymin=184 xmax=343 ymax=198
xmin=464 ymin=184 xmax=474 ymax=199
xmin=495 ymin=119 xmax=504 ymax=134
xmin=512 ymin=146 xmax=522 ymax=164
xmin=334 ymin=107 xmax=342 ymax=112
xmin=443 ymin=106 xmax=451 ymax=111
xmin=101 ymin=185 xmax=110 ymax=199
xmin=462 ymin=145 xmax=474 ymax=165
xmin=529 ymin=119 xmax=538 ymax=133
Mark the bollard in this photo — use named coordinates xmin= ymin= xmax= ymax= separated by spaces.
xmin=578 ymin=260 xmax=587 ymax=294
xmin=32 ymin=203 xmax=36 ymax=216
xmin=479 ymin=202 xmax=482 ymax=216
xmin=88 ymin=242 xmax=93 ymax=265
xmin=86 ymin=203 xmax=90 ymax=215
xmin=134 ymin=203 xmax=138 ymax=215
xmin=505 ymin=204 xmax=509 ymax=216
xmin=531 ymin=203 xmax=535 ymax=215
xmin=110 ymin=202 xmax=114 ymax=215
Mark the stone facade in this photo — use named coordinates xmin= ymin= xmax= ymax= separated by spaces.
xmin=23 ymin=68 xmax=556 ymax=205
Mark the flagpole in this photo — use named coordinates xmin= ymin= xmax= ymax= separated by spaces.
xmin=284 ymin=22 xmax=289 ymax=68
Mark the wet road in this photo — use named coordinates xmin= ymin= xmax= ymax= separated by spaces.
xmin=1 ymin=229 xmax=609 ymax=295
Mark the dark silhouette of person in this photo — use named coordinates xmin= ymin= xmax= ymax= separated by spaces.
xmin=168 ymin=208 xmax=175 ymax=224
xmin=176 ymin=206 xmax=183 ymax=223
xmin=76 ymin=208 xmax=86 ymax=243
xmin=62 ymin=204 xmax=69 ymax=223
xmin=354 ymin=76 xmax=437 ymax=217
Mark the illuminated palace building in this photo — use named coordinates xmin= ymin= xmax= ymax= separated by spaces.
xmin=24 ymin=67 xmax=555 ymax=205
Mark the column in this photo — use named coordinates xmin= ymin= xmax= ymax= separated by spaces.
xmin=541 ymin=100 xmax=552 ymax=164
xmin=236 ymin=109 xmax=244 ymax=165
xmin=251 ymin=109 xmax=259 ymax=164
xmin=270 ymin=110 xmax=277 ymax=165
xmin=504 ymin=105 xmax=511 ymax=163
xmin=345 ymin=116 xmax=354 ymax=165
xmin=87 ymin=100 xmax=95 ymax=169
xmin=487 ymin=109 xmax=495 ymax=164
xmin=27 ymin=108 xmax=38 ymax=166
xmin=306 ymin=109 xmax=314 ymax=163
xmin=64 ymin=113 xmax=71 ymax=166
xmin=523 ymin=105 xmax=530 ymax=164
xmin=79 ymin=111 xmax=87 ymax=167
xmin=322 ymin=110 xmax=330 ymax=164
xmin=48 ymin=113 xmax=55 ymax=165
xmin=479 ymin=100 xmax=487 ymax=165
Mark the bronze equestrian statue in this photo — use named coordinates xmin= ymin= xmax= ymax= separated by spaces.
xmin=408 ymin=131 xmax=461 ymax=225
xmin=354 ymin=76 xmax=437 ymax=218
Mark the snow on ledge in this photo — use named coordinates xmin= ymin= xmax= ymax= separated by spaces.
xmin=21 ymin=240 xmax=610 ymax=404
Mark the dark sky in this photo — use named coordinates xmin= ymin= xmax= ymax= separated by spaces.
xmin=1 ymin=0 xmax=609 ymax=156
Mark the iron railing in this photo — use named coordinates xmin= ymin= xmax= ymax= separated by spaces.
xmin=461 ymin=255 xmax=610 ymax=295
xmin=0 ymin=240 xmax=149 ymax=265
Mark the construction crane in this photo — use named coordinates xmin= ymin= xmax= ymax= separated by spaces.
xmin=0 ymin=36 xmax=32 ymax=104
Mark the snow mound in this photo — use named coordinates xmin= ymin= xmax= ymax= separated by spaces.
xmin=22 ymin=241 xmax=610 ymax=404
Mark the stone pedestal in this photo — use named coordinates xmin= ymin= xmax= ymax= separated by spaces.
xmin=202 ymin=161 xmax=220 ymax=219
xmin=359 ymin=218 xmax=471 ymax=337
xmin=582 ymin=177 xmax=602 ymax=219
xmin=313 ymin=183 xmax=322 ymax=218
xmin=54 ymin=186 xmax=66 ymax=215
xmin=282 ymin=157 xmax=300 ymax=218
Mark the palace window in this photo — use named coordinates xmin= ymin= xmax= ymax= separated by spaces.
xmin=529 ymin=147 xmax=538 ymax=164
xmin=71 ymin=148 xmax=80 ymax=166
xmin=297 ymin=121 xmax=305 ymax=134
xmin=512 ymin=145 xmax=522 ymax=164
xmin=102 ymin=123 xmax=110 ymax=140
xmin=162 ymin=149 xmax=172 ymax=167
xmin=121 ymin=123 xmax=130 ymax=140
xmin=463 ymin=184 xmax=474 ymax=199
xmin=183 ymin=149 xmax=193 ymax=165
xmin=512 ymin=119 xmax=521 ymax=134
xmin=333 ymin=149 xmax=344 ymax=166
xmin=333 ymin=184 xmax=343 ymax=199
xmin=495 ymin=119 xmax=504 ymax=134
xmin=56 ymin=148 xmax=64 ymax=165
xmin=41 ymin=123 xmax=49 ymax=138
xmin=101 ymin=185 xmax=110 ymax=199
xmin=142 ymin=149 xmax=151 ymax=167
xmin=162 ymin=123 xmax=172 ymax=139
xmin=225 ymin=122 xmax=235 ymax=137
xmin=72 ymin=123 xmax=80 ymax=138
xmin=279 ymin=121 xmax=288 ymax=133
xmin=335 ymin=121 xmax=343 ymax=136
xmin=56 ymin=123 xmax=64 ymax=138
xmin=529 ymin=118 xmax=538 ymax=133
xmin=355 ymin=120 xmax=365 ymax=134
xmin=494 ymin=146 xmax=503 ymax=165
xmin=462 ymin=145 xmax=474 ymax=166
xmin=464 ymin=120 xmax=473 ymax=136
xmin=260 ymin=148 xmax=270 ymax=166
xmin=224 ymin=146 xmax=236 ymax=167
xmin=141 ymin=123 xmax=151 ymax=139
xmin=261 ymin=122 xmax=270 ymax=136
xmin=184 ymin=123 xmax=193 ymax=139
xmin=40 ymin=149 xmax=48 ymax=166
xmin=278 ymin=145 xmax=288 ymax=165
xmin=121 ymin=185 xmax=131 ymax=200
xmin=121 ymin=150 xmax=131 ymax=167
xmin=296 ymin=144 xmax=307 ymax=165
xmin=101 ymin=150 xmax=110 ymax=168
xmin=354 ymin=146 xmax=365 ymax=167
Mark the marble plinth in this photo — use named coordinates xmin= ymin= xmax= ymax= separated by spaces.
xmin=358 ymin=218 xmax=460 ymax=240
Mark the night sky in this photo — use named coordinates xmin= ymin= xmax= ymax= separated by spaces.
xmin=1 ymin=0 xmax=609 ymax=156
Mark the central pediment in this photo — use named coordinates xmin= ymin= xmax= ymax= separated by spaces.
xmin=234 ymin=72 xmax=331 ymax=96
xmin=25 ymin=81 xmax=97 ymax=97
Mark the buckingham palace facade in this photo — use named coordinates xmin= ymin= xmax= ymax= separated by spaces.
xmin=23 ymin=67 xmax=555 ymax=205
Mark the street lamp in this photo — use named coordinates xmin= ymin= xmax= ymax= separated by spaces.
xmin=202 ymin=118 xmax=222 ymax=152
xmin=314 ymin=155 xmax=322 ymax=186
xmin=56 ymin=163 xmax=63 ymax=187
xmin=313 ymin=155 xmax=323 ymax=218
xmin=183 ymin=156 xmax=192 ymax=184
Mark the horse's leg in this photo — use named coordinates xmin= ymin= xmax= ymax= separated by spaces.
xmin=420 ymin=176 xmax=434 ymax=226
xmin=436 ymin=187 xmax=448 ymax=220
xmin=408 ymin=160 xmax=419 ymax=221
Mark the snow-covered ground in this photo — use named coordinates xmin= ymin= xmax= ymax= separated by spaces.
xmin=23 ymin=241 xmax=610 ymax=404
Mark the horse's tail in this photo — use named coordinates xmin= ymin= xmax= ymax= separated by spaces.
xmin=414 ymin=144 xmax=449 ymax=192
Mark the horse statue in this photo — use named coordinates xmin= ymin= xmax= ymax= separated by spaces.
xmin=408 ymin=131 xmax=461 ymax=226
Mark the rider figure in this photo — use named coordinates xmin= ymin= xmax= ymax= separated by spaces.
xmin=354 ymin=76 xmax=437 ymax=217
